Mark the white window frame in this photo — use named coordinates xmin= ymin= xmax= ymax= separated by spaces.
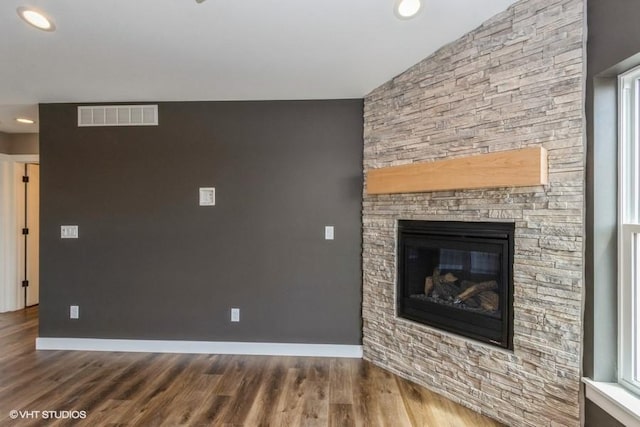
xmin=619 ymin=65 xmax=640 ymax=396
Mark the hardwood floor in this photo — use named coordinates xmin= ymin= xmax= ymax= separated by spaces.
xmin=0 ymin=307 xmax=502 ymax=426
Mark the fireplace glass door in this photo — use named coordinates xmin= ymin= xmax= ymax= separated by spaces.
xmin=397 ymin=220 xmax=514 ymax=349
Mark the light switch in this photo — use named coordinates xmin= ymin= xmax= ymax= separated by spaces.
xmin=61 ymin=225 xmax=79 ymax=239
xmin=325 ymin=226 xmax=335 ymax=240
xmin=199 ymin=187 xmax=215 ymax=206
xmin=70 ymin=305 xmax=79 ymax=319
xmin=231 ymin=308 xmax=240 ymax=322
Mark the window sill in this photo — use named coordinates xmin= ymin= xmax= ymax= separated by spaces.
xmin=583 ymin=378 xmax=640 ymax=427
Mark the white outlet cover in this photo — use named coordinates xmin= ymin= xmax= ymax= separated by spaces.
xmin=231 ymin=308 xmax=240 ymax=322
xmin=199 ymin=187 xmax=215 ymax=206
xmin=325 ymin=226 xmax=335 ymax=240
xmin=70 ymin=305 xmax=79 ymax=319
xmin=61 ymin=225 xmax=79 ymax=239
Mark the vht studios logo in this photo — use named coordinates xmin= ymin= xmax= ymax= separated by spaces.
xmin=9 ymin=410 xmax=87 ymax=420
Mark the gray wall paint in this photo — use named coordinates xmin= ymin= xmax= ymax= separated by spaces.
xmin=584 ymin=398 xmax=624 ymax=427
xmin=0 ymin=132 xmax=39 ymax=155
xmin=0 ymin=132 xmax=9 ymax=154
xmin=586 ymin=0 xmax=640 ymax=423
xmin=588 ymin=0 xmax=640 ymax=76
xmin=9 ymin=133 xmax=39 ymax=154
xmin=39 ymin=100 xmax=363 ymax=344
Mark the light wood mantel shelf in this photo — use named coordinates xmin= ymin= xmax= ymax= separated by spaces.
xmin=366 ymin=147 xmax=548 ymax=195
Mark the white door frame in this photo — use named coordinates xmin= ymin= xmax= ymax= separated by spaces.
xmin=0 ymin=153 xmax=39 ymax=312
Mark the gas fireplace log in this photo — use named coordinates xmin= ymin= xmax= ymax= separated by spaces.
xmin=432 ymin=268 xmax=459 ymax=284
xmin=425 ymin=271 xmax=458 ymax=296
xmin=454 ymin=280 xmax=498 ymax=303
xmin=465 ymin=297 xmax=480 ymax=308
xmin=477 ymin=291 xmax=500 ymax=311
xmin=432 ymin=268 xmax=461 ymax=301
xmin=442 ymin=272 xmax=458 ymax=283
xmin=424 ymin=276 xmax=434 ymax=295
xmin=433 ymin=282 xmax=460 ymax=301
xmin=432 ymin=268 xmax=441 ymax=283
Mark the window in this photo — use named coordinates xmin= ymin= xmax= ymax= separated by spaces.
xmin=619 ymin=65 xmax=640 ymax=395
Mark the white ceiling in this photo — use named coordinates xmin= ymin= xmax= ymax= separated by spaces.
xmin=0 ymin=0 xmax=518 ymax=133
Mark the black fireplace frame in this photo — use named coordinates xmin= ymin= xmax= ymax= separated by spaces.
xmin=396 ymin=220 xmax=514 ymax=350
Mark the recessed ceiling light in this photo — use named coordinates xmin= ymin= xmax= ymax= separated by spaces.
xmin=17 ymin=7 xmax=55 ymax=32
xmin=395 ymin=0 xmax=422 ymax=19
xmin=16 ymin=117 xmax=36 ymax=124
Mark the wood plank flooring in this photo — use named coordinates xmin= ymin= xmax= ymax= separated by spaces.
xmin=0 ymin=307 xmax=503 ymax=426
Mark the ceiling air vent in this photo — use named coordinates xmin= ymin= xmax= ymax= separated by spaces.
xmin=77 ymin=105 xmax=158 ymax=127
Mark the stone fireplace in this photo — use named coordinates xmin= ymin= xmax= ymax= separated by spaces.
xmin=397 ymin=220 xmax=514 ymax=349
xmin=362 ymin=0 xmax=585 ymax=425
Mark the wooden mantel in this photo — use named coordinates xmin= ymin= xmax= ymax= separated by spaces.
xmin=366 ymin=147 xmax=548 ymax=195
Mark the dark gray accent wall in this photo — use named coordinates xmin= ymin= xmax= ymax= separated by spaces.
xmin=586 ymin=0 xmax=640 ymax=424
xmin=584 ymin=398 xmax=624 ymax=427
xmin=39 ymin=100 xmax=363 ymax=345
xmin=588 ymin=0 xmax=640 ymax=76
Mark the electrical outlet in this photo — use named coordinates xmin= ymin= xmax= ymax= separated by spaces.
xmin=231 ymin=308 xmax=240 ymax=322
xmin=325 ymin=226 xmax=334 ymax=240
xmin=70 ymin=305 xmax=79 ymax=319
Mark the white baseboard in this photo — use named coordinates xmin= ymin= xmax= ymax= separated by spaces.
xmin=35 ymin=337 xmax=363 ymax=358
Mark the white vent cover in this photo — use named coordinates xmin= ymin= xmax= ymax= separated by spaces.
xmin=77 ymin=105 xmax=158 ymax=127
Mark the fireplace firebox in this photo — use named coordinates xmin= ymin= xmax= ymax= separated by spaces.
xmin=397 ymin=220 xmax=514 ymax=349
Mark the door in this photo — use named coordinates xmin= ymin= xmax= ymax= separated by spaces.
xmin=24 ymin=163 xmax=39 ymax=306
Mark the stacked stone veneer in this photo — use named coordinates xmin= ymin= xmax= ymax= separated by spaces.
xmin=362 ymin=0 xmax=585 ymax=425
